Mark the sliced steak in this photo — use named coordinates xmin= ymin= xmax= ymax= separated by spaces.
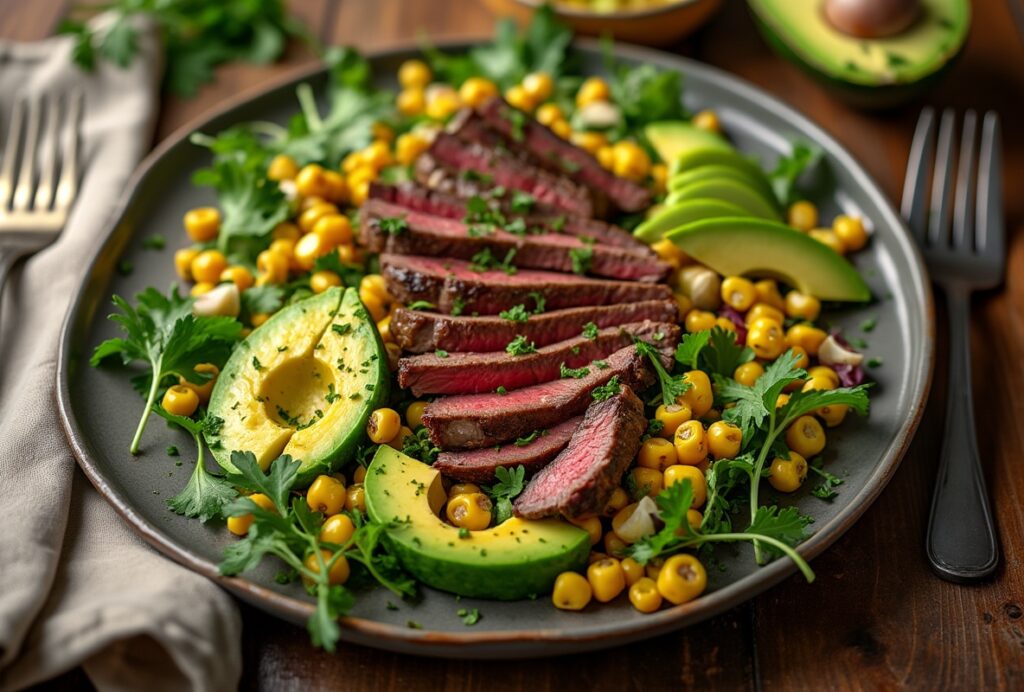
xmin=381 ymin=254 xmax=673 ymax=315
xmin=514 ymin=386 xmax=646 ymax=519
xmin=369 ymin=180 xmax=648 ymax=251
xmin=391 ymin=300 xmax=680 ymax=353
xmin=399 ymin=321 xmax=678 ymax=396
xmin=361 ymin=199 xmax=671 ymax=282
xmin=421 ymin=343 xmax=667 ymax=449
xmin=426 ymin=132 xmax=594 ymax=217
xmin=433 ymin=416 xmax=582 ymax=483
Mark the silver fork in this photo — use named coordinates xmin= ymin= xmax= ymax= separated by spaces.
xmin=902 ymin=108 xmax=1003 ymax=583
xmin=0 ymin=90 xmax=83 ymax=311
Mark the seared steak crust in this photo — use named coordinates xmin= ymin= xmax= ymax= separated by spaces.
xmin=390 ymin=300 xmax=680 ymax=354
xmin=381 ymin=254 xmax=673 ymax=316
xmin=433 ymin=416 xmax=582 ymax=483
xmin=398 ymin=321 xmax=678 ymax=396
xmin=514 ymin=386 xmax=647 ymax=519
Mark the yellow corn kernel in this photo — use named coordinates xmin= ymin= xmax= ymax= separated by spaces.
xmin=446 ymin=493 xmax=492 ymax=531
xmin=298 ymin=201 xmax=339 ymax=233
xmin=621 ymin=557 xmax=645 ymax=587
xmin=535 ymin=102 xmax=564 ymax=126
xmin=571 ymin=130 xmax=607 ymax=154
xmin=227 ymin=493 xmax=275 ymax=536
xmin=786 ymin=324 xmax=828 ymax=356
xmin=174 ymin=247 xmax=199 ymax=281
xmin=786 ymin=415 xmax=826 ymax=457
xmin=522 ymin=71 xmax=554 ymax=103
xmin=310 ymin=270 xmax=342 ymax=294
xmin=366 ymin=407 xmax=401 ymax=444
xmin=552 ymin=571 xmax=592 ymax=610
xmin=787 ymin=200 xmax=818 ymax=231
xmin=256 ymin=249 xmax=289 ymax=284
xmin=685 ymin=309 xmax=717 ymax=333
xmin=504 ymin=84 xmax=535 ymax=112
xmin=189 ymin=249 xmax=227 ymax=284
xmin=745 ymin=302 xmax=786 ymax=327
xmin=707 ymin=421 xmax=742 ymax=460
xmin=162 ymin=384 xmax=199 ymax=417
xmin=395 ymin=132 xmax=430 ymax=165
xmin=833 ymin=214 xmax=868 ymax=251
xmin=345 ymin=483 xmax=366 ymax=512
xmin=576 ymin=77 xmax=610 ymax=109
xmin=220 ymin=265 xmax=254 ymax=291
xmin=587 ymin=558 xmax=626 ymax=603
xmin=459 ymin=76 xmax=499 ymax=107
xmin=680 ymin=370 xmax=713 ymax=417
xmin=637 ymin=437 xmax=678 ymax=470
xmin=406 ymin=401 xmax=429 ymax=429
xmin=664 ymin=464 xmax=707 ymax=507
xmin=753 ymin=279 xmax=786 ymax=310
xmin=397 ymin=88 xmax=426 ymax=116
xmin=785 ymin=291 xmax=821 ymax=321
xmin=307 ymin=475 xmax=346 ymax=515
xmin=612 ymin=140 xmax=651 ymax=181
xmin=769 ymin=452 xmax=808 ymax=492
xmin=747 ymin=320 xmax=786 ymax=360
xmin=629 ymin=467 xmax=664 ymax=499
xmin=183 ymin=207 xmax=220 ymax=242
xmin=303 ymin=549 xmax=350 ymax=586
xmin=692 ymin=109 xmax=721 ymax=134
xmin=720 ymin=276 xmax=756 ymax=311
xmin=570 ymin=515 xmax=603 ymax=546
xmin=657 ymin=554 xmax=707 ymax=605
xmin=733 ymin=361 xmax=765 ymax=387
xmin=809 ymin=228 xmax=847 ymax=255
xmin=654 ymin=402 xmax=692 ymax=437
xmin=267 ymin=154 xmax=299 ymax=181
xmin=672 ymin=420 xmax=707 ymax=467
xmin=398 ymin=59 xmax=431 ymax=89
xmin=603 ymin=487 xmax=630 ymax=516
xmin=319 ymin=513 xmax=356 ymax=546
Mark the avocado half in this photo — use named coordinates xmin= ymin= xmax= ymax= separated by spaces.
xmin=748 ymin=0 xmax=970 ymax=108
xmin=206 ymin=287 xmax=389 ymax=485
xmin=365 ymin=446 xmax=590 ymax=600
xmin=667 ymin=218 xmax=871 ymax=301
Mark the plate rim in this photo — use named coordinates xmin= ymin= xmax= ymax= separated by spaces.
xmin=56 ymin=37 xmax=935 ymax=656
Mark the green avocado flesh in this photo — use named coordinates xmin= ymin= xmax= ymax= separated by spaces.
xmin=634 ymin=200 xmax=751 ymax=243
xmin=365 ymin=446 xmax=590 ymax=600
xmin=669 ymin=163 xmax=776 ymax=204
xmin=646 ymin=121 xmax=731 ymax=164
xmin=206 ymin=287 xmax=388 ymax=484
xmin=667 ymin=218 xmax=871 ymax=301
xmin=665 ymin=178 xmax=781 ymax=221
xmin=748 ymin=0 xmax=969 ymax=87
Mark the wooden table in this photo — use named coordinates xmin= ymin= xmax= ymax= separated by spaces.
xmin=6 ymin=0 xmax=1024 ymax=688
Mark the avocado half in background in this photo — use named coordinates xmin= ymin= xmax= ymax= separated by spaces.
xmin=748 ymin=0 xmax=970 ymax=108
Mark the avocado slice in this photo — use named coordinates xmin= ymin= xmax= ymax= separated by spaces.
xmin=365 ymin=446 xmax=590 ymax=600
xmin=634 ymin=200 xmax=752 ymax=243
xmin=748 ymin=0 xmax=969 ymax=107
xmin=666 ymin=218 xmax=871 ymax=301
xmin=207 ymin=287 xmax=388 ymax=484
xmin=669 ymin=163 xmax=776 ymax=205
xmin=665 ymin=179 xmax=781 ymax=221
xmin=645 ymin=121 xmax=731 ymax=164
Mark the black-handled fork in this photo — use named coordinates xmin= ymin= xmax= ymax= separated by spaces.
xmin=901 ymin=108 xmax=1002 ymax=583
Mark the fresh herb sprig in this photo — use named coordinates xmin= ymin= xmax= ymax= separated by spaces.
xmin=219 ymin=452 xmax=416 ymax=652
xmin=154 ymin=408 xmax=237 ymax=522
xmin=634 ymin=339 xmax=690 ymax=407
xmin=90 ymin=286 xmax=242 ymax=454
xmin=483 ymin=465 xmax=526 ymax=524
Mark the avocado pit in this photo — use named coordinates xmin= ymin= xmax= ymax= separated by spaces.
xmin=823 ymin=0 xmax=920 ymax=39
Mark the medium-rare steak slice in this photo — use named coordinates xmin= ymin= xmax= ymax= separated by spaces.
xmin=514 ymin=386 xmax=646 ymax=519
xmin=369 ymin=181 xmax=649 ymax=251
xmin=433 ymin=416 xmax=582 ymax=483
xmin=398 ymin=321 xmax=679 ymax=396
xmin=391 ymin=300 xmax=680 ymax=353
xmin=426 ymin=132 xmax=594 ymax=217
xmin=361 ymin=199 xmax=671 ymax=282
xmin=421 ymin=343 xmax=669 ymax=449
xmin=478 ymin=98 xmax=652 ymax=214
xmin=381 ymin=254 xmax=673 ymax=315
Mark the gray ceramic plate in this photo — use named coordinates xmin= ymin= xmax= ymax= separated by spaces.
xmin=56 ymin=40 xmax=934 ymax=658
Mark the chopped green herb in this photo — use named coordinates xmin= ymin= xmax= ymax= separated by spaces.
xmin=499 ymin=304 xmax=530 ymax=322
xmin=142 ymin=234 xmax=166 ymax=250
xmin=867 ymin=356 xmax=883 ymax=368
xmin=378 ymin=216 xmax=408 ymax=235
xmin=591 ymin=376 xmax=621 ymax=402
xmin=582 ymin=322 xmax=599 ymax=340
xmin=451 ymin=296 xmax=466 ymax=316
xmin=568 ymin=246 xmax=593 ymax=275
xmin=560 ymin=362 xmax=590 ymax=379
xmin=457 ymin=607 xmax=481 ymax=626
xmin=406 ymin=300 xmax=436 ymax=311
xmin=860 ymin=317 xmax=877 ymax=332
xmin=435 ymin=349 xmax=449 ymax=358
xmin=506 ymin=335 xmax=537 ymax=356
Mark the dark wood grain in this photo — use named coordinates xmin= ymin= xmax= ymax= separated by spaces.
xmin=4 ymin=0 xmax=1024 ymax=689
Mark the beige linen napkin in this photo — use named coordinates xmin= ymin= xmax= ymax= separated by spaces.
xmin=0 ymin=17 xmax=241 ymax=691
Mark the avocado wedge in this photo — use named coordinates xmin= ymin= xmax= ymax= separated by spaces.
xmin=645 ymin=121 xmax=731 ymax=164
xmin=748 ymin=0 xmax=970 ymax=108
xmin=634 ymin=200 xmax=752 ymax=243
xmin=668 ymin=163 xmax=776 ymax=205
xmin=206 ymin=287 xmax=388 ymax=484
xmin=365 ymin=446 xmax=590 ymax=600
xmin=672 ymin=147 xmax=773 ymax=188
xmin=665 ymin=179 xmax=781 ymax=221
xmin=666 ymin=218 xmax=871 ymax=301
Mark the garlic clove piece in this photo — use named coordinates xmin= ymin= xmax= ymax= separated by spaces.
xmin=818 ymin=334 xmax=864 ymax=366
xmin=193 ymin=283 xmax=240 ymax=318
xmin=615 ymin=495 xmax=660 ymax=544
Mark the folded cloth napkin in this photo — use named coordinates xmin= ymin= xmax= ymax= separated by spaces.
xmin=0 ymin=16 xmax=241 ymax=692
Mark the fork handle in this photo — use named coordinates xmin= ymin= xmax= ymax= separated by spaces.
xmin=0 ymin=245 xmax=24 ymax=317
xmin=925 ymin=286 xmax=1000 ymax=582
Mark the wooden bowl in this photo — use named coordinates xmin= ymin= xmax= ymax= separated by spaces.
xmin=481 ymin=0 xmax=724 ymax=46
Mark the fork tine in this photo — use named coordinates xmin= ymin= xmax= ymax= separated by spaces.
xmin=976 ymin=112 xmax=1004 ymax=262
xmin=929 ymin=109 xmax=957 ymax=247
xmin=33 ymin=93 xmax=60 ymax=212
xmin=12 ymin=95 xmax=41 ymax=212
xmin=0 ymin=97 xmax=26 ymax=211
xmin=952 ymin=110 xmax=978 ymax=249
xmin=54 ymin=89 xmax=82 ymax=213
xmin=902 ymin=107 xmax=936 ymax=244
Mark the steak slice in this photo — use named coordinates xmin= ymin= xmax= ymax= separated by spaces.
xmin=369 ymin=180 xmax=649 ymax=251
xmin=426 ymin=132 xmax=594 ymax=217
xmin=398 ymin=321 xmax=678 ymax=396
xmin=433 ymin=416 xmax=582 ymax=483
xmin=381 ymin=254 xmax=673 ymax=315
xmin=361 ymin=199 xmax=671 ymax=282
xmin=391 ymin=300 xmax=680 ymax=353
xmin=514 ymin=386 xmax=646 ymax=519
xmin=478 ymin=98 xmax=653 ymax=214
xmin=421 ymin=343 xmax=668 ymax=449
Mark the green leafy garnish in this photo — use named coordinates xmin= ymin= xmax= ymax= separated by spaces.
xmin=499 ymin=304 xmax=530 ymax=323
xmin=559 ymin=362 xmax=590 ymax=379
xmin=155 ymin=408 xmax=236 ymax=522
xmin=582 ymin=322 xmax=599 ymax=340
xmin=568 ymin=246 xmax=593 ymax=275
xmin=675 ymin=326 xmax=754 ymax=377
xmin=457 ymin=607 xmax=482 ymax=626
xmin=469 ymin=248 xmax=517 ymax=274
xmin=591 ymin=376 xmax=621 ymax=402
xmin=635 ymin=339 xmax=689 ymax=407
xmin=484 ymin=465 xmax=526 ymax=524
xmin=219 ymin=452 xmax=416 ymax=652
xmin=506 ymin=335 xmax=537 ymax=356
xmin=379 ymin=216 xmax=408 ymax=236
xmin=769 ymin=141 xmax=822 ymax=208
xmin=90 ymin=287 xmax=241 ymax=454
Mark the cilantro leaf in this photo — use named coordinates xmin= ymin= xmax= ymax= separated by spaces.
xmin=155 ymin=408 xmax=236 ymax=522
xmin=700 ymin=327 xmax=755 ymax=377
xmin=745 ymin=506 xmax=813 ymax=559
xmin=499 ymin=304 xmax=530 ymax=322
xmin=506 ymin=335 xmax=537 ymax=356
xmin=582 ymin=322 xmax=599 ymax=340
xmin=635 ymin=339 xmax=690 ymax=407
xmin=769 ymin=140 xmax=822 ymax=207
xmin=90 ymin=286 xmax=241 ymax=454
xmin=715 ymin=349 xmax=805 ymax=444
xmin=591 ymin=376 xmax=622 ymax=402
xmin=627 ymin=479 xmax=695 ymax=564
xmin=778 ymin=384 xmax=871 ymax=422
xmin=559 ymin=362 xmax=590 ymax=379
xmin=568 ymin=246 xmax=594 ymax=275
xmin=484 ymin=465 xmax=526 ymax=523
xmin=223 ymin=451 xmax=301 ymax=513
xmin=674 ymin=330 xmax=711 ymax=370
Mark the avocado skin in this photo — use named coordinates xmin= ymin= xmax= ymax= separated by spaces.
xmin=365 ymin=446 xmax=590 ymax=601
xmin=747 ymin=1 xmax=969 ymax=109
